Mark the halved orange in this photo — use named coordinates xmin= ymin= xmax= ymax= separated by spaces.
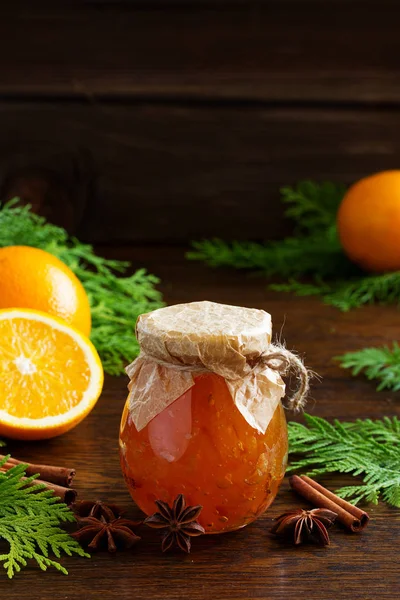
xmin=0 ymin=308 xmax=104 ymax=440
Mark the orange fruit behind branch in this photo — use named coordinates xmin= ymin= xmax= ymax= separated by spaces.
xmin=0 ymin=308 xmax=103 ymax=440
xmin=0 ymin=245 xmax=91 ymax=335
xmin=337 ymin=170 xmax=400 ymax=273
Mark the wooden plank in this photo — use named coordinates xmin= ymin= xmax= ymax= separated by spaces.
xmin=1 ymin=102 xmax=399 ymax=242
xmin=0 ymin=2 xmax=399 ymax=101
xmin=2 ymin=246 xmax=400 ymax=598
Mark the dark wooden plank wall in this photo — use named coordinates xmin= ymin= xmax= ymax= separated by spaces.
xmin=0 ymin=1 xmax=399 ymax=242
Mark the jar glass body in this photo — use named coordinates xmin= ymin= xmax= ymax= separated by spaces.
xmin=119 ymin=372 xmax=288 ymax=534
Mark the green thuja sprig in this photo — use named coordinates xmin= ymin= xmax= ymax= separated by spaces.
xmin=272 ymin=270 xmax=400 ymax=311
xmin=0 ymin=457 xmax=88 ymax=578
xmin=189 ymin=226 xmax=355 ymax=280
xmin=336 ymin=344 xmax=400 ymax=391
xmin=187 ymin=181 xmax=352 ymax=280
xmin=0 ymin=201 xmax=164 ymax=375
xmin=288 ymin=414 xmax=400 ymax=507
xmin=280 ymin=180 xmax=347 ymax=234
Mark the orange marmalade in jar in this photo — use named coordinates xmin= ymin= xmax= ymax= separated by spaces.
xmin=120 ymin=301 xmax=308 ymax=534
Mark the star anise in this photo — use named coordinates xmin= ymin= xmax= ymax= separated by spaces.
xmin=271 ymin=508 xmax=337 ymax=546
xmin=73 ymin=499 xmax=123 ymax=521
xmin=144 ymin=494 xmax=205 ymax=553
xmin=72 ymin=502 xmax=141 ymax=552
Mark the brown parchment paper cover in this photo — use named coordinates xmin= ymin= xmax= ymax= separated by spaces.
xmin=126 ymin=301 xmax=286 ymax=433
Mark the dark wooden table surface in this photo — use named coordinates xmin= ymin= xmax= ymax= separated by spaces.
xmin=1 ymin=247 xmax=399 ymax=599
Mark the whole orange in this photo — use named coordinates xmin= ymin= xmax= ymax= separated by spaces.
xmin=0 ymin=246 xmax=91 ymax=335
xmin=337 ymin=170 xmax=400 ymax=273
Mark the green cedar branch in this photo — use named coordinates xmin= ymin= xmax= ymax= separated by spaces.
xmin=272 ymin=271 xmax=400 ymax=312
xmin=336 ymin=343 xmax=400 ymax=391
xmin=0 ymin=201 xmax=164 ymax=375
xmin=187 ymin=181 xmax=347 ymax=275
xmin=288 ymin=414 xmax=400 ymax=507
xmin=188 ymin=226 xmax=356 ymax=280
xmin=281 ymin=180 xmax=347 ymax=234
xmin=0 ymin=457 xmax=89 ymax=578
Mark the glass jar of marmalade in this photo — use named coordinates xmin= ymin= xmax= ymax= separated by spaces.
xmin=120 ymin=301 xmax=306 ymax=534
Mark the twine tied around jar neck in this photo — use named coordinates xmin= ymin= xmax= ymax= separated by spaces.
xmin=256 ymin=343 xmax=311 ymax=412
xmin=132 ymin=341 xmax=311 ymax=414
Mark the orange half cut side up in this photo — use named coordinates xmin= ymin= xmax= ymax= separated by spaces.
xmin=0 ymin=308 xmax=104 ymax=440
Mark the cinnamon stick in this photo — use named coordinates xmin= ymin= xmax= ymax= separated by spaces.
xmin=0 ymin=455 xmax=75 ymax=487
xmin=32 ymin=479 xmax=77 ymax=505
xmin=0 ymin=467 xmax=77 ymax=505
xmin=290 ymin=475 xmax=369 ymax=532
xmin=301 ymin=475 xmax=369 ymax=528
